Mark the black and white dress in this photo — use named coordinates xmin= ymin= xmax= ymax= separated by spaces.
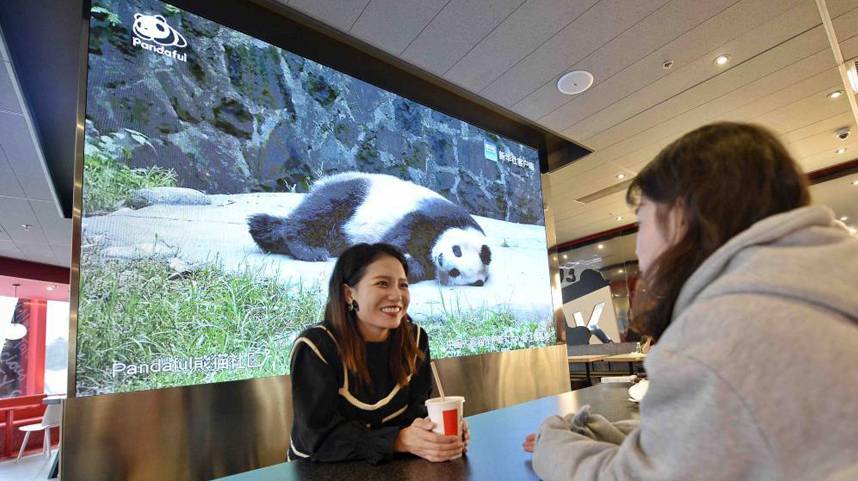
xmin=287 ymin=321 xmax=431 ymax=464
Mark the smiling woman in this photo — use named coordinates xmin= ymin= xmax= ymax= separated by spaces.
xmin=287 ymin=243 xmax=468 ymax=464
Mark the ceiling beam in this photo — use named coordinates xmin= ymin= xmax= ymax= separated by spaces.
xmin=0 ymin=256 xmax=70 ymax=284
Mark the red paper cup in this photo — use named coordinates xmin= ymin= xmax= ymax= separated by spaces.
xmin=425 ymin=396 xmax=465 ymax=459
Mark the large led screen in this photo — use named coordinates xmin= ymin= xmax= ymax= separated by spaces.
xmin=76 ymin=0 xmax=554 ymax=396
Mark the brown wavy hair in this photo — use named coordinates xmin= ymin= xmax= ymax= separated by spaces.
xmin=325 ymin=243 xmax=424 ymax=389
xmin=626 ymin=122 xmax=810 ymax=340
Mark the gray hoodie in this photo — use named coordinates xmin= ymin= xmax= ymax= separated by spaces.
xmin=533 ymin=205 xmax=858 ymax=481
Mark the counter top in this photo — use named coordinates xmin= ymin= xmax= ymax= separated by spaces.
xmin=214 ymin=383 xmax=639 ymax=481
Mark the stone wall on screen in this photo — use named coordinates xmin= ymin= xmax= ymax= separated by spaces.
xmin=84 ymin=0 xmax=543 ymax=224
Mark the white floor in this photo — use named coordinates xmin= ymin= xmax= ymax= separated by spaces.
xmin=0 ymin=449 xmax=58 ymax=481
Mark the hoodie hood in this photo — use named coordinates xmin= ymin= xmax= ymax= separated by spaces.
xmin=673 ymin=205 xmax=858 ymax=324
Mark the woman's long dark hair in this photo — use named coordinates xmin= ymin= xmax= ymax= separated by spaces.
xmin=627 ymin=122 xmax=810 ymax=340
xmin=325 ymin=243 xmax=424 ymax=389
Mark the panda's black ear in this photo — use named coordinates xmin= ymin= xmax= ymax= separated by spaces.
xmin=134 ymin=13 xmax=142 ymax=19
xmin=155 ymin=15 xmax=166 ymax=22
xmin=480 ymin=245 xmax=491 ymax=265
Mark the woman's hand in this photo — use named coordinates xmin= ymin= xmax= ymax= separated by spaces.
xmin=522 ymin=433 xmax=537 ymax=453
xmin=461 ymin=419 xmax=471 ymax=452
xmin=394 ymin=417 xmax=463 ymax=462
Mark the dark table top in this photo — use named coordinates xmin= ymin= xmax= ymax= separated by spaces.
xmin=215 ymin=383 xmax=639 ymax=481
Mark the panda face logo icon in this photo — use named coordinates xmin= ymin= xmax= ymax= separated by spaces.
xmin=132 ymin=13 xmax=187 ymax=48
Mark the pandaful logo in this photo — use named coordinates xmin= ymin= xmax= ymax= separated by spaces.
xmin=131 ymin=13 xmax=188 ymax=62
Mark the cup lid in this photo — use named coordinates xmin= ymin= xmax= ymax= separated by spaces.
xmin=425 ymin=396 xmax=465 ymax=405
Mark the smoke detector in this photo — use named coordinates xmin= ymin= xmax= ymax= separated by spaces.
xmin=556 ymin=71 xmax=594 ymax=95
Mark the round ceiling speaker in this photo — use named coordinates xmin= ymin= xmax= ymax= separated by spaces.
xmin=556 ymin=70 xmax=594 ymax=95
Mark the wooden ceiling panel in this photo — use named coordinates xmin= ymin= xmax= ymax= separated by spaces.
xmin=512 ymin=0 xmax=740 ymax=121
xmin=400 ymin=0 xmax=525 ymax=75
xmin=349 ymin=0 xmax=449 ymax=55
xmin=785 ymin=127 xmax=855 ymax=159
xmin=579 ymin=33 xmax=831 ymax=153
xmin=549 ymin=33 xmax=857 ymax=196
xmin=287 ymin=0 xmax=370 ymax=31
xmin=539 ymin=0 xmax=808 ymax=136
xmin=443 ymin=0 xmax=598 ymax=92
xmin=554 ymin=192 xmax=634 ymax=242
xmin=479 ymin=0 xmax=670 ymax=107
xmin=781 ymin=111 xmax=853 ymax=145
xmin=831 ymin=0 xmax=858 ymax=45
xmin=566 ymin=3 xmax=828 ymax=147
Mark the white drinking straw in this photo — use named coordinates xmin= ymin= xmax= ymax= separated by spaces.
xmin=430 ymin=361 xmax=446 ymax=400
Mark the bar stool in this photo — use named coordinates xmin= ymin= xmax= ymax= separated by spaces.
xmin=16 ymin=403 xmax=61 ymax=461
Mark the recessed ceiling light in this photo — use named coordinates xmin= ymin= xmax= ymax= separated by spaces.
xmin=597 ymin=244 xmax=604 ymax=250
xmin=662 ymin=60 xmax=674 ymax=70
xmin=20 ymin=224 xmax=31 ymax=231
xmin=848 ymin=67 xmax=858 ymax=93
xmin=714 ymin=54 xmax=730 ymax=66
xmin=828 ymin=90 xmax=844 ymax=99
xmin=616 ymin=173 xmax=626 ymax=180
xmin=835 ymin=147 xmax=848 ymax=154
xmin=616 ymin=216 xmax=623 ymax=221
xmin=556 ymin=70 xmax=594 ymax=95
xmin=46 ymin=285 xmax=56 ymax=291
xmin=841 ymin=216 xmax=849 ymax=222
xmin=552 ymin=256 xmax=557 ymax=261
xmin=852 ymin=180 xmax=858 ymax=186
xmin=562 ymin=254 xmax=568 ymax=259
xmin=618 ymin=269 xmax=625 ymax=274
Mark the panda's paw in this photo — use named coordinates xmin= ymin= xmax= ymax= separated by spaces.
xmin=289 ymin=243 xmax=330 ymax=262
xmin=405 ymin=256 xmax=428 ymax=282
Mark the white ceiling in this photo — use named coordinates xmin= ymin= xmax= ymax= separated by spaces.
xmin=558 ymin=173 xmax=858 ymax=272
xmin=285 ymin=0 xmax=858 ymax=243
xmin=2 ymin=0 xmax=857 ymax=271
xmin=0 ymin=25 xmax=71 ymax=268
xmin=0 ymin=274 xmax=70 ymax=301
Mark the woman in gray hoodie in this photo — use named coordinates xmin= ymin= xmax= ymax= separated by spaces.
xmin=528 ymin=122 xmax=858 ymax=481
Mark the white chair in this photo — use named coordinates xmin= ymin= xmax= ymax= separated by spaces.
xmin=16 ymin=403 xmax=61 ymax=461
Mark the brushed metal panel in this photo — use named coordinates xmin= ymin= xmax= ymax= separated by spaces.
xmin=61 ymin=345 xmax=569 ymax=481
xmin=432 ymin=344 xmax=570 ymax=416
xmin=62 ymin=375 xmax=294 ymax=481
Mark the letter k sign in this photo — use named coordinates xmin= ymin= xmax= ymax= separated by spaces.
xmin=572 ymin=302 xmax=605 ymax=328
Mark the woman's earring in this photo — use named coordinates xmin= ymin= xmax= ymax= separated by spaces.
xmin=349 ymin=300 xmax=359 ymax=312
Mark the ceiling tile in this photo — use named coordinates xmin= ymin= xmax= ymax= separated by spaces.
xmin=573 ymin=1 xmax=825 ymax=144
xmin=785 ymin=127 xmax=855 ymax=160
xmin=781 ymin=111 xmax=853 ymax=145
xmin=12 ymin=242 xmax=59 ymax=266
xmin=29 ymin=199 xmax=71 ymax=246
xmin=540 ymin=0 xmax=809 ymax=136
xmin=830 ymin=0 xmax=858 ymax=43
xmin=288 ymin=0 xmax=371 ymax=31
xmin=511 ymin=0 xmax=739 ymax=120
xmin=350 ymin=0 xmax=450 ymax=55
xmin=589 ymin=51 xmax=845 ymax=171
xmin=481 ymin=0 xmax=670 ymax=108
xmin=401 ymin=0 xmax=525 ymax=75
xmin=0 ymin=144 xmax=25 ymax=197
xmin=444 ymin=0 xmax=599 ymax=92
xmin=49 ymin=244 xmax=71 ymax=268
xmin=0 ymin=195 xmax=48 ymax=245
xmin=0 ymin=110 xmax=54 ymax=201
xmin=0 ymin=240 xmax=20 ymax=259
